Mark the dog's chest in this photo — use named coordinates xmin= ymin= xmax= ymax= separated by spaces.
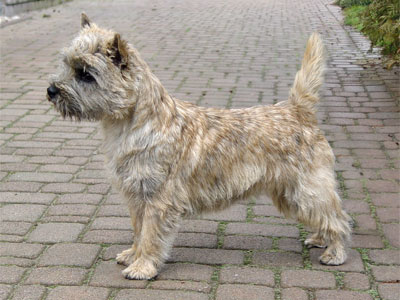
xmin=101 ymin=120 xmax=169 ymax=200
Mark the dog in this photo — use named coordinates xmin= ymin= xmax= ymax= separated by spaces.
xmin=47 ymin=13 xmax=352 ymax=280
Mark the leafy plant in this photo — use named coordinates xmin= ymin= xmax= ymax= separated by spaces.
xmin=341 ymin=0 xmax=399 ymax=68
xmin=344 ymin=6 xmax=367 ymax=30
xmin=336 ymin=0 xmax=371 ymax=8
xmin=361 ymin=0 xmax=400 ymax=67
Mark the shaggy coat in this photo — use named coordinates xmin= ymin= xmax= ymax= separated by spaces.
xmin=48 ymin=14 xmax=351 ymax=280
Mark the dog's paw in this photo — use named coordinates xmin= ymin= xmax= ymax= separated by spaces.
xmin=319 ymin=252 xmax=346 ymax=266
xmin=122 ymin=259 xmax=158 ymax=280
xmin=304 ymin=237 xmax=327 ymax=249
xmin=116 ymin=248 xmax=135 ymax=266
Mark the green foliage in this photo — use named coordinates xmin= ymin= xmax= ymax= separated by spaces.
xmin=344 ymin=6 xmax=367 ymax=30
xmin=361 ymin=0 xmax=400 ymax=56
xmin=342 ymin=0 xmax=400 ymax=68
xmin=336 ymin=0 xmax=371 ymax=8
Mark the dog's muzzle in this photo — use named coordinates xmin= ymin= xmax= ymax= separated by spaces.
xmin=47 ymin=84 xmax=60 ymax=102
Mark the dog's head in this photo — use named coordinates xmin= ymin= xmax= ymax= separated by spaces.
xmin=47 ymin=13 xmax=145 ymax=121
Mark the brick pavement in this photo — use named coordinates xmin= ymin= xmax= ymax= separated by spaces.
xmin=0 ymin=0 xmax=399 ymax=299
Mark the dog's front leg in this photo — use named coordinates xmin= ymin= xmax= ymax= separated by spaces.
xmin=122 ymin=201 xmax=180 ymax=280
xmin=116 ymin=204 xmax=144 ymax=266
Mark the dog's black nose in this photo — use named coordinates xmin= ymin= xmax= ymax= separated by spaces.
xmin=47 ymin=84 xmax=60 ymax=101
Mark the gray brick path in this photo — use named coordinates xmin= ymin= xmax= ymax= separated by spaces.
xmin=1 ymin=0 xmax=399 ymax=299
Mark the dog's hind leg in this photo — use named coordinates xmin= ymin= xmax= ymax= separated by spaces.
xmin=287 ymin=167 xmax=352 ymax=266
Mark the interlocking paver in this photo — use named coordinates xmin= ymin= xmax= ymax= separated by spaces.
xmin=115 ymin=289 xmax=208 ymax=300
xmin=90 ymin=261 xmax=147 ymax=289
xmin=219 ymin=266 xmax=274 ymax=286
xmin=1 ymin=0 xmax=398 ymax=298
xmin=378 ymin=283 xmax=400 ymax=300
xmin=281 ymin=270 xmax=336 ymax=289
xmin=12 ymin=285 xmax=46 ymax=300
xmin=281 ymin=288 xmax=309 ymax=300
xmin=38 ymin=243 xmax=101 ymax=267
xmin=46 ymin=286 xmax=110 ymax=300
xmin=216 ymin=284 xmax=274 ymax=300
xmin=25 ymin=266 xmax=87 ymax=285
xmin=28 ymin=223 xmax=85 ymax=243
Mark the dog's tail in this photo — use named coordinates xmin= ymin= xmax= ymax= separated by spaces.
xmin=289 ymin=33 xmax=325 ymax=111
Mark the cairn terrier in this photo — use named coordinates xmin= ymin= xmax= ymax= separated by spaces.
xmin=47 ymin=13 xmax=351 ymax=280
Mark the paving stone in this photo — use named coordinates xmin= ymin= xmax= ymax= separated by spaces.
xmin=351 ymin=234 xmax=384 ymax=248
xmin=179 ymin=220 xmax=219 ymax=234
xmin=91 ymin=217 xmax=132 ymax=230
xmin=174 ymin=233 xmax=217 ymax=248
xmin=47 ymin=204 xmax=96 ymax=216
xmin=344 ymin=273 xmax=370 ymax=290
xmin=150 ymin=280 xmax=211 ymax=293
xmin=225 ymin=223 xmax=299 ymax=238
xmin=38 ymin=243 xmax=101 ymax=267
xmin=0 ymin=221 xmax=32 ymax=235
xmin=0 ymin=257 xmax=34 ymax=267
xmin=90 ymin=260 xmax=147 ymax=288
xmin=102 ymin=245 xmax=128 ymax=260
xmin=0 ymin=242 xmax=44 ymax=258
xmin=115 ymin=289 xmax=208 ymax=300
xmin=83 ymin=230 xmax=133 ymax=244
xmin=97 ymin=205 xmax=130 ymax=216
xmin=370 ymin=193 xmax=399 ymax=207
xmin=343 ymin=200 xmax=370 ymax=214
xmin=41 ymin=183 xmax=86 ymax=193
xmin=315 ymin=290 xmax=372 ymax=300
xmin=281 ymin=288 xmax=309 ymax=300
xmin=0 ymin=266 xmax=26 ymax=284
xmin=216 ymin=284 xmax=274 ymax=300
xmin=371 ymin=266 xmax=400 ymax=282
xmin=25 ymin=267 xmax=87 ymax=285
xmin=169 ymin=248 xmax=243 ymax=265
xmin=0 ymin=204 xmax=46 ymax=222
xmin=28 ymin=223 xmax=85 ymax=243
xmin=278 ymin=238 xmax=303 ymax=252
xmin=253 ymin=251 xmax=303 ymax=267
xmin=354 ymin=214 xmax=377 ymax=232
xmin=281 ymin=270 xmax=335 ymax=288
xmin=378 ymin=283 xmax=400 ymax=300
xmin=57 ymin=193 xmax=103 ymax=204
xmin=369 ymin=250 xmax=400 ymax=265
xmin=382 ymin=224 xmax=400 ymax=247
xmin=8 ymin=172 xmax=72 ymax=182
xmin=253 ymin=205 xmax=283 ymax=217
xmin=309 ymin=248 xmax=364 ymax=272
xmin=12 ymin=285 xmax=46 ymax=300
xmin=219 ymin=266 xmax=274 ymax=286
xmin=0 ymin=285 xmax=11 ymax=300
xmin=223 ymin=235 xmax=273 ymax=250
xmin=46 ymin=286 xmax=110 ymax=300
xmin=201 ymin=204 xmax=247 ymax=221
xmin=0 ymin=192 xmax=55 ymax=204
xmin=41 ymin=215 xmax=90 ymax=223
xmin=157 ymin=263 xmax=214 ymax=281
xmin=377 ymin=207 xmax=399 ymax=223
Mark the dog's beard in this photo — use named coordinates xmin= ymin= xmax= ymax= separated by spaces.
xmin=52 ymin=83 xmax=102 ymax=121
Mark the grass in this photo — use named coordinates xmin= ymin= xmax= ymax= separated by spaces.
xmin=344 ymin=6 xmax=367 ymax=30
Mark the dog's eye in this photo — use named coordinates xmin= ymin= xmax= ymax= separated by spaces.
xmin=77 ymin=69 xmax=96 ymax=83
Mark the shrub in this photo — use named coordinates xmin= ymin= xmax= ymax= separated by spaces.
xmin=336 ymin=0 xmax=371 ymax=8
xmin=344 ymin=6 xmax=367 ymax=30
xmin=361 ymin=0 xmax=400 ymax=56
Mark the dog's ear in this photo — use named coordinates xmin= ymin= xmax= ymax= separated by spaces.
xmin=108 ymin=33 xmax=129 ymax=69
xmin=81 ymin=13 xmax=92 ymax=28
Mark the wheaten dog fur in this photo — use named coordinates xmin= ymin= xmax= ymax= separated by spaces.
xmin=47 ymin=14 xmax=352 ymax=280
